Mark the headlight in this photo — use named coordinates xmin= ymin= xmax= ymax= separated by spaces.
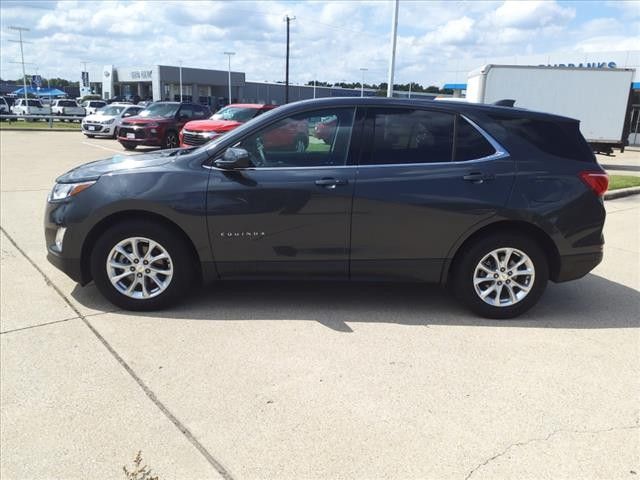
xmin=49 ymin=181 xmax=96 ymax=201
xmin=101 ymin=118 xmax=115 ymax=125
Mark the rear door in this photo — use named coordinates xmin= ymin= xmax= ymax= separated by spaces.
xmin=206 ymin=107 xmax=360 ymax=278
xmin=350 ymin=107 xmax=515 ymax=281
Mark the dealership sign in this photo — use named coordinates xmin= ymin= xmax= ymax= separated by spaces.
xmin=539 ymin=62 xmax=618 ymax=69
xmin=129 ymin=70 xmax=153 ymax=80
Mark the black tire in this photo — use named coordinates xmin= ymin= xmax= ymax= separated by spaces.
xmin=452 ymin=232 xmax=548 ymax=319
xmin=112 ymin=127 xmax=118 ymax=139
xmin=163 ymin=130 xmax=178 ymax=149
xmin=85 ymin=134 xmax=95 ymax=138
xmin=90 ymin=220 xmax=195 ymax=311
xmin=121 ymin=141 xmax=136 ymax=150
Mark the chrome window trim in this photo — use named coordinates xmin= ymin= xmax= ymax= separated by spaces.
xmin=203 ymin=111 xmax=510 ymax=171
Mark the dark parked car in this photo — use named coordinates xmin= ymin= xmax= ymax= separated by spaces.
xmin=117 ymin=102 xmax=211 ymax=150
xmin=45 ymin=97 xmax=608 ymax=318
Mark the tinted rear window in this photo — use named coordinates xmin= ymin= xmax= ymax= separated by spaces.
xmin=489 ymin=115 xmax=594 ymax=162
xmin=367 ymin=108 xmax=454 ymax=165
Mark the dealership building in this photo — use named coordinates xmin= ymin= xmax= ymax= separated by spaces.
xmin=95 ymin=64 xmax=395 ymax=107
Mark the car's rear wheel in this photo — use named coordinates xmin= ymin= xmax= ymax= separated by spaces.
xmin=121 ymin=141 xmax=136 ymax=150
xmin=163 ymin=131 xmax=178 ymax=149
xmin=452 ymin=232 xmax=548 ymax=319
xmin=90 ymin=220 xmax=194 ymax=310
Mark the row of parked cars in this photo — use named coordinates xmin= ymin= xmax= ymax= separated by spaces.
xmin=84 ymin=100 xmax=320 ymax=152
xmin=0 ymin=97 xmax=109 ymax=117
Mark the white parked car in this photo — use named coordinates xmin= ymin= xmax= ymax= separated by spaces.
xmin=51 ymin=99 xmax=85 ymax=117
xmin=81 ymin=100 xmax=107 ymax=115
xmin=81 ymin=103 xmax=144 ymax=138
xmin=11 ymin=98 xmax=52 ymax=116
xmin=0 ymin=97 xmax=9 ymax=115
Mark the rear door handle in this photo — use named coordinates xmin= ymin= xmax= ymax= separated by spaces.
xmin=463 ymin=172 xmax=495 ymax=183
xmin=315 ymin=178 xmax=348 ymax=189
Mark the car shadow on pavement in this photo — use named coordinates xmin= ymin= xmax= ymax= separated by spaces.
xmin=71 ymin=273 xmax=639 ymax=332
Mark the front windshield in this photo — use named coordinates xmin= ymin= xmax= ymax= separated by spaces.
xmin=211 ymin=106 xmax=258 ymax=123
xmin=99 ymin=105 xmax=125 ymax=116
xmin=139 ymin=103 xmax=179 ymax=118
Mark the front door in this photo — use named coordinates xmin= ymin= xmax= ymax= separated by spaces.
xmin=207 ymin=107 xmax=359 ymax=278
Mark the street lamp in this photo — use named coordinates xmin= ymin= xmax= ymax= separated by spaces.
xmin=224 ymin=52 xmax=235 ymax=105
xmin=178 ymin=60 xmax=183 ymax=102
xmin=359 ymin=68 xmax=368 ymax=97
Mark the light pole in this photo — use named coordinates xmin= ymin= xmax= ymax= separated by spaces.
xmin=223 ymin=51 xmax=235 ymax=105
xmin=9 ymin=26 xmax=30 ymax=106
xmin=283 ymin=15 xmax=296 ymax=103
xmin=386 ymin=0 xmax=399 ymax=98
xmin=178 ymin=60 xmax=183 ymax=102
xmin=313 ymin=74 xmax=317 ymax=99
xmin=359 ymin=68 xmax=368 ymax=97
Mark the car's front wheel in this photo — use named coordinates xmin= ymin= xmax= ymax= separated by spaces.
xmin=90 ymin=220 xmax=195 ymax=310
xmin=163 ymin=131 xmax=179 ymax=149
xmin=452 ymin=232 xmax=548 ymax=319
xmin=121 ymin=141 xmax=136 ymax=150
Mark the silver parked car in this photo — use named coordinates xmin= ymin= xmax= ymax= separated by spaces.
xmin=81 ymin=103 xmax=143 ymax=138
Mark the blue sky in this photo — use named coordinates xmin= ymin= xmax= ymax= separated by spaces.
xmin=1 ymin=1 xmax=638 ymax=86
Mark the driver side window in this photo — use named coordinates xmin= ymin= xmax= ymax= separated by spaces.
xmin=238 ymin=108 xmax=355 ymax=168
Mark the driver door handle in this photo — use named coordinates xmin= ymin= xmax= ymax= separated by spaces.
xmin=315 ymin=178 xmax=348 ymax=189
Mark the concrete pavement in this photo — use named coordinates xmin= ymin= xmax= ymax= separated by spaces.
xmin=1 ymin=131 xmax=638 ymax=479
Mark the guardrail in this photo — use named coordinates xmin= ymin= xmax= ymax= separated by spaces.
xmin=0 ymin=114 xmax=85 ymax=128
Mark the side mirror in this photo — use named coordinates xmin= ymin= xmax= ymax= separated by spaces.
xmin=214 ymin=147 xmax=251 ymax=169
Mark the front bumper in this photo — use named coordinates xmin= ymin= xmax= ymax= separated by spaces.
xmin=82 ymin=122 xmax=114 ymax=135
xmin=44 ymin=201 xmax=88 ymax=285
xmin=118 ymin=126 xmax=163 ymax=146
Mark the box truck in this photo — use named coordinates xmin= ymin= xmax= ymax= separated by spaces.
xmin=466 ymin=65 xmax=635 ymax=153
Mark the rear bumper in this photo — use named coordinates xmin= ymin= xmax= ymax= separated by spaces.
xmin=554 ymin=251 xmax=603 ymax=282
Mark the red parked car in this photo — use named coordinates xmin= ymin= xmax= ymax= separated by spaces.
xmin=118 ymin=102 xmax=211 ymax=150
xmin=314 ymin=116 xmax=338 ymax=144
xmin=180 ymin=103 xmax=277 ymax=147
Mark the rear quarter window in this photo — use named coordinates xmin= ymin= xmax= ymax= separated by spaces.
xmin=489 ymin=115 xmax=594 ymax=162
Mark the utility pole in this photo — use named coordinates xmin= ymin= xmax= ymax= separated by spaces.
xmin=283 ymin=14 xmax=295 ymax=103
xmin=360 ymin=68 xmax=368 ymax=97
xmin=9 ymin=26 xmax=30 ymax=107
xmin=224 ymin=52 xmax=235 ymax=105
xmin=386 ymin=0 xmax=399 ymax=98
xmin=408 ymin=81 xmax=412 ymax=99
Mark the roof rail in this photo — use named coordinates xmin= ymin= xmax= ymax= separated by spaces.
xmin=493 ymin=99 xmax=516 ymax=107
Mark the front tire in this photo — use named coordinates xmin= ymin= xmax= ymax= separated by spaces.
xmin=90 ymin=220 xmax=195 ymax=311
xmin=163 ymin=131 xmax=178 ymax=149
xmin=121 ymin=141 xmax=136 ymax=150
xmin=452 ymin=232 xmax=548 ymax=319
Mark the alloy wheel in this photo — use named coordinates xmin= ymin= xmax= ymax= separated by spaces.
xmin=106 ymin=237 xmax=173 ymax=299
xmin=473 ymin=247 xmax=535 ymax=307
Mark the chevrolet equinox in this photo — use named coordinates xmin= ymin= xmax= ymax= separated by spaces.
xmin=45 ymin=98 xmax=608 ymax=318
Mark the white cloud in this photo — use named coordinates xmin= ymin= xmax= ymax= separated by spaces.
xmin=0 ymin=0 xmax=637 ymax=89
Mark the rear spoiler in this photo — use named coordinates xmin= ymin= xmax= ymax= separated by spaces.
xmin=493 ymin=99 xmax=516 ymax=107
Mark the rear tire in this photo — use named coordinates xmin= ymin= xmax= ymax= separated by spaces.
xmin=452 ymin=232 xmax=548 ymax=319
xmin=90 ymin=220 xmax=195 ymax=311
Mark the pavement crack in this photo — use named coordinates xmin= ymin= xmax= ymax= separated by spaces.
xmin=0 ymin=226 xmax=235 ymax=480
xmin=0 ymin=316 xmax=80 ymax=334
xmin=464 ymin=422 xmax=640 ymax=480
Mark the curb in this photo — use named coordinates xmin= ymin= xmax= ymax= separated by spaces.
xmin=604 ymin=186 xmax=640 ymax=200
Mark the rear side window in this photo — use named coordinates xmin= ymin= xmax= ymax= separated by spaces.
xmin=454 ymin=117 xmax=496 ymax=161
xmin=489 ymin=115 xmax=594 ymax=162
xmin=367 ymin=108 xmax=454 ymax=165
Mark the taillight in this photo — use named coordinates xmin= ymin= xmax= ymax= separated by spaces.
xmin=579 ymin=171 xmax=609 ymax=197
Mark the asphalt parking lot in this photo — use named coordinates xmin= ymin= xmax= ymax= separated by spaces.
xmin=1 ymin=131 xmax=638 ymax=480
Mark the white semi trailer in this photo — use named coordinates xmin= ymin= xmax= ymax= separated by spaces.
xmin=466 ymin=65 xmax=635 ymax=153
